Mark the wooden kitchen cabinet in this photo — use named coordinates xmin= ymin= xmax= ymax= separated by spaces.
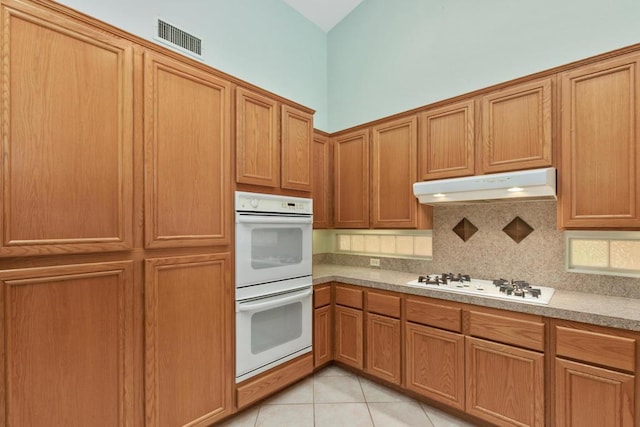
xmin=334 ymin=305 xmax=363 ymax=369
xmin=333 ymin=129 xmax=370 ymax=228
xmin=480 ymin=78 xmax=554 ymax=174
xmin=235 ymin=88 xmax=313 ymax=193
xmin=144 ymin=50 xmax=231 ymax=248
xmin=0 ymin=261 xmax=135 ymax=427
xmin=313 ymin=131 xmax=332 ymax=229
xmin=405 ymin=322 xmax=465 ymax=410
xmin=404 ymin=296 xmax=465 ymax=410
xmin=281 ymin=104 xmax=313 ymax=192
xmin=371 ymin=116 xmax=419 ymax=228
xmin=466 ymin=337 xmax=545 ymax=427
xmin=235 ymin=87 xmax=280 ymax=188
xmin=365 ymin=290 xmax=402 ymax=384
xmin=552 ymin=320 xmax=638 ymax=427
xmin=144 ymin=253 xmax=233 ymax=427
xmin=314 ymin=284 xmax=333 ymax=367
xmin=418 ymin=100 xmax=475 ymax=180
xmin=466 ymin=307 xmax=545 ymax=427
xmin=334 ymin=118 xmax=431 ymax=230
xmin=555 ymin=359 xmax=634 ymax=427
xmin=365 ymin=312 xmax=402 ymax=384
xmin=558 ymin=53 xmax=640 ymax=228
xmin=0 ymin=0 xmax=134 ymax=256
xmin=334 ymin=304 xmax=364 ymax=369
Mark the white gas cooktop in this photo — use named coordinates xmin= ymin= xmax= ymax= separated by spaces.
xmin=406 ymin=275 xmax=555 ymax=305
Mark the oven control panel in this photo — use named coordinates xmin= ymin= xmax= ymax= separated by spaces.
xmin=235 ymin=191 xmax=313 ymax=215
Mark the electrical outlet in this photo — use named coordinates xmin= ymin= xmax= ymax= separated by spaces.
xmin=369 ymin=258 xmax=380 ymax=267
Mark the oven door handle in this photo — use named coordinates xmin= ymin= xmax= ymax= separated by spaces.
xmin=236 ymin=215 xmax=312 ymax=225
xmin=236 ymin=288 xmax=312 ymax=312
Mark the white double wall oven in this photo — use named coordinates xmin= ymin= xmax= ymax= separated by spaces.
xmin=234 ymin=191 xmax=313 ymax=383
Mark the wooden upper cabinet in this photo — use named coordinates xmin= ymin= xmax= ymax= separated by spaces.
xmin=559 ymin=54 xmax=640 ymax=228
xmin=281 ymin=105 xmax=313 ymax=192
xmin=235 ymin=87 xmax=279 ymax=188
xmin=480 ymin=78 xmax=553 ymax=174
xmin=558 ymin=54 xmax=640 ymax=228
xmin=313 ymin=132 xmax=332 ymax=229
xmin=418 ymin=100 xmax=475 ymax=180
xmin=145 ymin=253 xmax=232 ymax=427
xmin=0 ymin=261 xmax=135 ymax=426
xmin=144 ymin=51 xmax=231 ymax=248
xmin=334 ymin=129 xmax=370 ymax=228
xmin=0 ymin=0 xmax=134 ymax=256
xmin=371 ymin=116 xmax=418 ymax=228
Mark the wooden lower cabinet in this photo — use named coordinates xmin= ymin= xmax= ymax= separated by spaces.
xmin=144 ymin=253 xmax=232 ymax=427
xmin=466 ymin=337 xmax=545 ymax=427
xmin=365 ymin=313 xmax=401 ymax=384
xmin=555 ymin=358 xmax=635 ymax=427
xmin=0 ymin=262 xmax=135 ymax=427
xmin=314 ymin=305 xmax=333 ymax=367
xmin=405 ymin=322 xmax=465 ymax=410
xmin=334 ymin=304 xmax=364 ymax=369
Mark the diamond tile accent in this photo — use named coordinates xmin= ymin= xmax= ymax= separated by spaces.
xmin=503 ymin=216 xmax=534 ymax=243
xmin=452 ymin=218 xmax=478 ymax=242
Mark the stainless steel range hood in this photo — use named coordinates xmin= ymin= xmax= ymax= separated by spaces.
xmin=413 ymin=167 xmax=556 ymax=204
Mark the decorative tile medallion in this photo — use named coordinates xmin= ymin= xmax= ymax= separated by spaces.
xmin=452 ymin=218 xmax=478 ymax=242
xmin=503 ymin=216 xmax=534 ymax=243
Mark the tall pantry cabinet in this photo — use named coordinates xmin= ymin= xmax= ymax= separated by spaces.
xmin=0 ymin=0 xmax=233 ymax=426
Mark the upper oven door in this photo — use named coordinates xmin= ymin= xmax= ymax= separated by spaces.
xmin=235 ymin=213 xmax=313 ymax=287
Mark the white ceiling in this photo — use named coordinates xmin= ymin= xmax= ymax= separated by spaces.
xmin=281 ymin=0 xmax=364 ymax=32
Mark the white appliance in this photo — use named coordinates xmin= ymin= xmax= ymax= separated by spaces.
xmin=406 ymin=274 xmax=555 ymax=305
xmin=413 ymin=167 xmax=556 ymax=204
xmin=235 ymin=191 xmax=313 ymax=383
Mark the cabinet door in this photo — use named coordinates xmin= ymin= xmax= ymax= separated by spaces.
xmin=334 ymin=305 xmax=363 ymax=369
xmin=282 ymin=105 xmax=313 ymax=191
xmin=371 ymin=116 xmax=418 ymax=228
xmin=144 ymin=51 xmax=231 ymax=248
xmin=0 ymin=0 xmax=133 ymax=256
xmin=334 ymin=130 xmax=370 ymax=228
xmin=314 ymin=305 xmax=333 ymax=367
xmin=555 ymin=358 xmax=634 ymax=427
xmin=366 ymin=313 xmax=401 ymax=384
xmin=145 ymin=253 xmax=232 ymax=427
xmin=235 ymin=87 xmax=279 ymax=188
xmin=418 ymin=100 xmax=475 ymax=180
xmin=0 ymin=262 xmax=134 ymax=427
xmin=559 ymin=54 xmax=640 ymax=228
xmin=313 ymin=132 xmax=332 ymax=228
xmin=466 ymin=337 xmax=544 ymax=427
xmin=480 ymin=78 xmax=553 ymax=173
xmin=405 ymin=322 xmax=465 ymax=410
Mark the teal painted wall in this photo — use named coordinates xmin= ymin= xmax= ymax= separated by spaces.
xmin=57 ymin=0 xmax=329 ymax=130
xmin=328 ymin=0 xmax=640 ymax=132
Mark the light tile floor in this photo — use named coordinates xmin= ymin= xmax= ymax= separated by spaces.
xmin=219 ymin=365 xmax=478 ymax=427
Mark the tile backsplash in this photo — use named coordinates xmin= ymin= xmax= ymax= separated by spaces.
xmin=316 ymin=201 xmax=640 ymax=299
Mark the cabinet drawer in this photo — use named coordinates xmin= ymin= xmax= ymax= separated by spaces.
xmin=406 ymin=297 xmax=461 ymax=333
xmin=469 ymin=310 xmax=544 ymax=351
xmin=556 ymin=326 xmax=636 ymax=372
xmin=314 ymin=285 xmax=331 ymax=308
xmin=366 ymin=290 xmax=401 ymax=318
xmin=335 ymin=285 xmax=363 ymax=309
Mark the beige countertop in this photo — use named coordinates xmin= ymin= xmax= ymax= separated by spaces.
xmin=313 ymin=263 xmax=640 ymax=332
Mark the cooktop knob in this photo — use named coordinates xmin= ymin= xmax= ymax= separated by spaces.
xmin=250 ymin=199 xmax=259 ymax=208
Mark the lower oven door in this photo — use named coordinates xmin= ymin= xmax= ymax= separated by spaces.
xmin=235 ymin=286 xmax=312 ymax=383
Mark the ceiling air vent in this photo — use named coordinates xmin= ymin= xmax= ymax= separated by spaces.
xmin=156 ymin=19 xmax=202 ymax=57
